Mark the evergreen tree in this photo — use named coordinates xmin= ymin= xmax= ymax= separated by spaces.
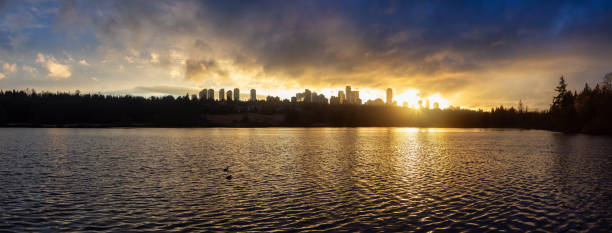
xmin=552 ymin=76 xmax=568 ymax=109
xmin=550 ymin=76 xmax=578 ymax=131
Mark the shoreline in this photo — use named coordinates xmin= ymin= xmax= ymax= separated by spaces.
xmin=3 ymin=123 xmax=606 ymax=135
xmin=0 ymin=123 xmax=543 ymax=129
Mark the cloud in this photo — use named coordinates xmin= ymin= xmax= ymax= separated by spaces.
xmin=59 ymin=1 xmax=610 ymax=83
xmin=184 ymin=59 xmax=228 ymax=83
xmin=36 ymin=53 xmax=72 ymax=78
xmin=3 ymin=63 xmax=16 ymax=73
xmin=36 ymin=53 xmax=45 ymax=63
xmin=150 ymin=52 xmax=159 ymax=64
xmin=0 ymin=0 xmax=611 ymax=109
xmin=78 ymin=59 xmax=89 ymax=65
xmin=124 ymin=56 xmax=135 ymax=63
xmin=0 ymin=73 xmax=5 ymax=80
xmin=46 ymin=61 xmax=71 ymax=78
xmin=21 ymin=65 xmax=37 ymax=73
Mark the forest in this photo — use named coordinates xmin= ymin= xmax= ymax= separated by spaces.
xmin=0 ymin=73 xmax=611 ymax=134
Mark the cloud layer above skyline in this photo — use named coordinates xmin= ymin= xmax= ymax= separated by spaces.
xmin=1 ymin=0 xmax=611 ymax=109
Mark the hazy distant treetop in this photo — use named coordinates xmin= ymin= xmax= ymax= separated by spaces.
xmin=604 ymin=72 xmax=612 ymax=89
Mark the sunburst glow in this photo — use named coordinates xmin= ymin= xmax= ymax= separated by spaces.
xmin=394 ymin=90 xmax=450 ymax=109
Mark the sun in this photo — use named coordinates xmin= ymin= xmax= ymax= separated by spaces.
xmin=425 ymin=93 xmax=450 ymax=109
xmin=393 ymin=89 xmax=420 ymax=108
xmin=393 ymin=90 xmax=450 ymax=109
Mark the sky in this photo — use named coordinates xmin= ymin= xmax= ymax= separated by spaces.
xmin=0 ymin=0 xmax=611 ymax=109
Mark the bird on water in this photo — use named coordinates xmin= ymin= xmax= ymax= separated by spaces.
xmin=224 ymin=166 xmax=232 ymax=180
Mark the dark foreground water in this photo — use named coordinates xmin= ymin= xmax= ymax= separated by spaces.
xmin=0 ymin=128 xmax=611 ymax=232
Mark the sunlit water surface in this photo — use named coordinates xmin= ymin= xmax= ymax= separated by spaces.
xmin=1 ymin=128 xmax=611 ymax=232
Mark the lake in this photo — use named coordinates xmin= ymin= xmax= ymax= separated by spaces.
xmin=0 ymin=128 xmax=611 ymax=232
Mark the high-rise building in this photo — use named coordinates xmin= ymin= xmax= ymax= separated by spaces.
xmin=338 ymin=91 xmax=345 ymax=104
xmin=199 ymin=89 xmax=207 ymax=100
xmin=207 ymin=89 xmax=214 ymax=101
xmin=219 ymin=88 xmax=225 ymax=101
xmin=433 ymin=102 xmax=440 ymax=109
xmin=319 ymin=94 xmax=327 ymax=104
xmin=311 ymin=92 xmax=319 ymax=103
xmin=191 ymin=94 xmax=197 ymax=100
xmin=351 ymin=91 xmax=360 ymax=104
xmin=266 ymin=96 xmax=280 ymax=102
xmin=426 ymin=100 xmax=430 ymax=109
xmin=226 ymin=90 xmax=233 ymax=101
xmin=330 ymin=96 xmax=339 ymax=104
xmin=345 ymin=86 xmax=352 ymax=104
xmin=386 ymin=88 xmax=393 ymax=105
xmin=250 ymin=89 xmax=256 ymax=102
xmin=234 ymin=88 xmax=240 ymax=102
xmin=304 ymin=89 xmax=312 ymax=103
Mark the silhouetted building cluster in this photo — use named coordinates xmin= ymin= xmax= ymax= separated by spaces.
xmin=196 ymin=87 xmax=244 ymax=102
xmin=194 ymin=85 xmax=368 ymax=105
xmin=1 ymin=75 xmax=610 ymax=133
xmin=192 ymin=86 xmax=447 ymax=111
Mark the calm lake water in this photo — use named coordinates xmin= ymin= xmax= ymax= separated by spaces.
xmin=0 ymin=128 xmax=611 ymax=232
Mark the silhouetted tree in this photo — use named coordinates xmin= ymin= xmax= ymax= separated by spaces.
xmin=550 ymin=76 xmax=578 ymax=131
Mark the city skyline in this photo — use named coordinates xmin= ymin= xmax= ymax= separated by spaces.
xmin=188 ymin=86 xmax=450 ymax=109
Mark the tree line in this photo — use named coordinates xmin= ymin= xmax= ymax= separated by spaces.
xmin=0 ymin=73 xmax=610 ymax=134
xmin=549 ymin=73 xmax=612 ymax=133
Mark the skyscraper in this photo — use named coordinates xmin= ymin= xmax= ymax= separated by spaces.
xmin=386 ymin=88 xmax=393 ymax=105
xmin=330 ymin=96 xmax=339 ymax=104
xmin=250 ymin=89 xmax=256 ymax=102
xmin=338 ymin=91 xmax=345 ymax=104
xmin=219 ymin=88 xmax=225 ymax=101
xmin=304 ymin=89 xmax=312 ymax=103
xmin=208 ymin=89 xmax=214 ymax=101
xmin=319 ymin=94 xmax=327 ymax=104
xmin=207 ymin=89 xmax=215 ymax=101
xmin=226 ymin=90 xmax=233 ymax=101
xmin=351 ymin=91 xmax=360 ymax=104
xmin=234 ymin=88 xmax=240 ymax=102
xmin=345 ymin=86 xmax=352 ymax=104
xmin=199 ymin=89 xmax=207 ymax=100
xmin=311 ymin=92 xmax=319 ymax=103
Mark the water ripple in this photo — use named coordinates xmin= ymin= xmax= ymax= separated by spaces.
xmin=0 ymin=128 xmax=611 ymax=232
